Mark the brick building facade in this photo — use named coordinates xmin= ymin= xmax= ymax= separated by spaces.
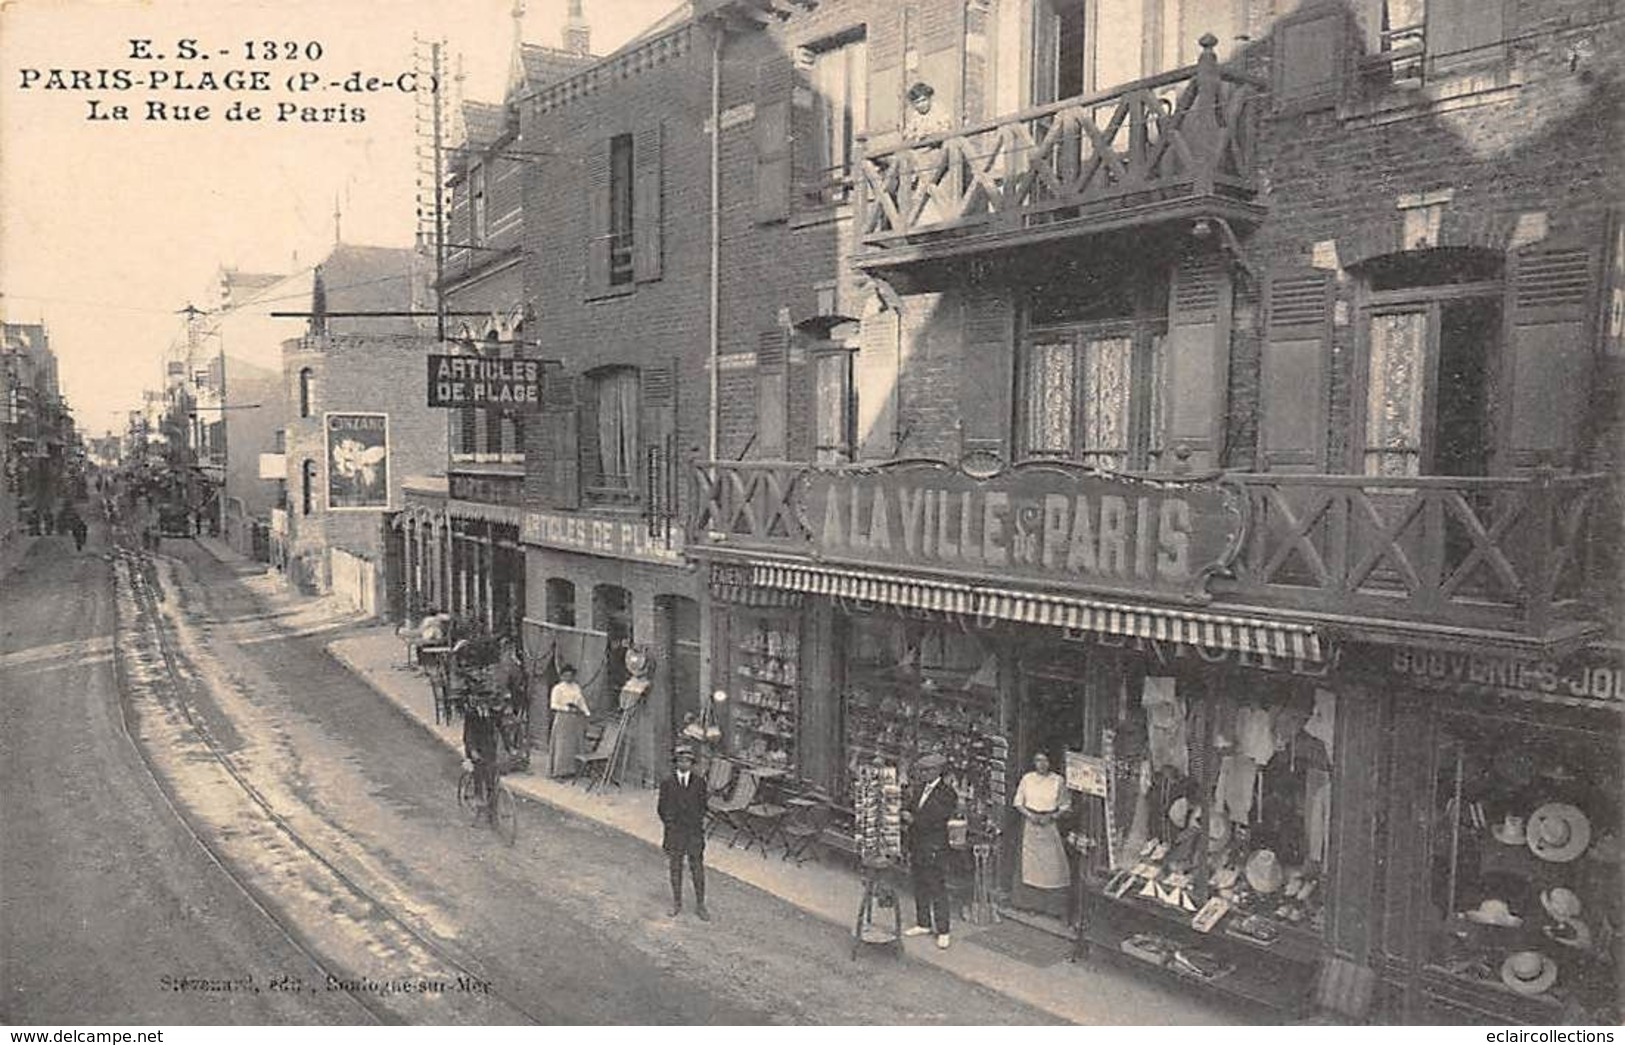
xmin=281 ymin=244 xmax=443 ymax=615
xmin=669 ymin=0 xmax=1620 ymax=1024
xmin=520 ymin=18 xmax=718 ymax=787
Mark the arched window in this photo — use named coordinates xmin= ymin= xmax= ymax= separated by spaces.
xmin=298 ymin=367 xmax=315 ymax=418
xmin=301 ymin=459 xmax=317 ymax=515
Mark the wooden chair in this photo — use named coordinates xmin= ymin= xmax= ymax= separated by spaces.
xmin=701 ymin=757 xmax=737 ymax=837
xmin=706 ymin=767 xmax=759 ymax=847
xmin=781 ymin=796 xmax=828 ymax=865
xmin=573 ymin=718 xmax=623 ymax=789
xmin=742 ymin=781 xmax=789 ymax=858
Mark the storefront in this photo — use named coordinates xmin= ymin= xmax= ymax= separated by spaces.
xmin=696 ymin=461 xmax=1335 ymax=1004
xmin=1364 ymin=644 xmax=1623 ymax=1026
xmin=522 ymin=507 xmax=695 ymax=788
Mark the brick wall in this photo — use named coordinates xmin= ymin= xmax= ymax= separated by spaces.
xmin=1240 ymin=0 xmax=1624 ymax=472
xmin=520 ymin=22 xmax=714 ymax=514
xmin=281 ymin=334 xmax=448 ymax=598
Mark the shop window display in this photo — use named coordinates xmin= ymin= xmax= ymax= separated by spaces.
xmin=727 ymin=616 xmax=801 ymax=770
xmin=1076 ymin=669 xmax=1334 ymax=1015
xmin=1426 ymin=717 xmax=1621 ymax=1024
xmin=840 ymin=615 xmax=1009 ymax=840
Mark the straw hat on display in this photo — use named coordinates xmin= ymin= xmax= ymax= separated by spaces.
xmin=1492 ymin=813 xmax=1527 ymax=846
xmin=1465 ymin=898 xmax=1523 ymax=927
xmin=1500 ymin=951 xmax=1558 ymax=995
xmin=1245 ymin=849 xmax=1285 ymax=894
xmin=1527 ymin=803 xmax=1591 ymax=862
xmin=1541 ymin=887 xmax=1583 ymax=922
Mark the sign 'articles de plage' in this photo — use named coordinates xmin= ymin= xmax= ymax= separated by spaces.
xmin=427 ymin=354 xmax=542 ymax=409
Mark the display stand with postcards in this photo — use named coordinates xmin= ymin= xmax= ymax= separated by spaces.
xmin=850 ymin=761 xmax=905 ymax=959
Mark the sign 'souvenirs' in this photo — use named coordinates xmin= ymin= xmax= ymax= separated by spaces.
xmin=801 ymin=461 xmax=1245 ymax=602
xmin=426 ymin=354 xmax=542 ymax=409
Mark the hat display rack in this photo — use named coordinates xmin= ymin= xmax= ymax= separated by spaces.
xmin=1434 ymin=737 xmax=1620 ymax=1018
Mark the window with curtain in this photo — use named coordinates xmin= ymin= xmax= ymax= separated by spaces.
xmin=1364 ymin=311 xmax=1427 ymax=477
xmin=1078 ymin=334 xmax=1134 ymax=471
xmin=590 ymin=366 xmax=640 ymax=496
xmin=1018 ymin=329 xmax=1158 ymax=470
xmin=1021 ymin=337 xmax=1076 ymax=456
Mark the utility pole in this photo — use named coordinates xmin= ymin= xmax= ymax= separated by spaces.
xmin=432 ymin=41 xmax=447 ymax=345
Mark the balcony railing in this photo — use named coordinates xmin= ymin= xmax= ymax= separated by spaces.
xmin=1216 ymin=471 xmax=1619 ymax=638
xmin=856 ymin=34 xmax=1263 ymax=258
xmin=690 ymin=461 xmax=1619 ymax=643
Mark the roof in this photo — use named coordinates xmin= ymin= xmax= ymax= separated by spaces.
xmin=461 ymin=100 xmax=509 ymax=150
xmin=610 ymin=2 xmax=694 ymax=57
xmin=310 ymin=244 xmax=421 ymax=337
xmin=519 ymin=43 xmax=596 ymax=94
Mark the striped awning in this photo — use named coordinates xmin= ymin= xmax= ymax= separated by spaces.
xmin=751 ymin=562 xmax=976 ymax=615
xmin=749 ymin=562 xmax=1323 ymax=662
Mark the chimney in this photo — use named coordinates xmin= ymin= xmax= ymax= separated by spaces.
xmin=564 ymin=0 xmax=590 ymax=56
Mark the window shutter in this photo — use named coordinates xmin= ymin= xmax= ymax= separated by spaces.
xmin=856 ymin=305 xmax=899 ymax=461
xmin=959 ymin=285 xmax=1012 ymax=461
xmin=1272 ymin=4 xmax=1351 ymax=109
xmin=791 ymin=50 xmax=821 ymax=208
xmin=755 ymin=57 xmax=793 ymax=224
xmin=756 ymin=329 xmax=790 ymax=459
xmin=865 ymin=6 xmax=905 ymax=149
xmin=1260 ymin=270 xmax=1331 ymax=474
xmin=1162 ymin=251 xmax=1231 ymax=472
xmin=538 ymin=368 xmax=580 ymax=509
xmin=642 ymin=359 xmax=678 ymax=522
xmin=633 ymin=119 xmax=663 ymax=282
xmin=1426 ymin=0 xmax=1505 ymax=76
xmin=1501 ymin=236 xmax=1599 ymax=472
xmin=961 ymin=0 xmax=992 ymax=123
xmin=585 ymin=138 xmax=612 ymax=295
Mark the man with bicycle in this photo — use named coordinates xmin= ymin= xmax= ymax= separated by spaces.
xmin=462 ymin=689 xmax=502 ymax=822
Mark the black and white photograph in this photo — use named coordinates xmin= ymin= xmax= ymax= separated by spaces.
xmin=1 ymin=0 xmax=1621 ymax=1032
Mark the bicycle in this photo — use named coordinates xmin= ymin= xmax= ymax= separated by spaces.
xmin=458 ymin=758 xmax=518 ymax=845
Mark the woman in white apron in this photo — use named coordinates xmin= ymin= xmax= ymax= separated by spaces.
xmin=1014 ymin=752 xmax=1072 ymax=902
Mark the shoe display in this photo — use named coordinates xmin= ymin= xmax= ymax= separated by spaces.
xmin=903 ymin=925 xmax=933 ymax=937
xmin=937 ymin=933 xmax=952 ymax=949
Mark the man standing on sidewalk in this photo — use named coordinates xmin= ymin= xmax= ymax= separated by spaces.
xmin=657 ymin=745 xmax=709 ymax=921
xmin=903 ymin=753 xmax=958 ymax=949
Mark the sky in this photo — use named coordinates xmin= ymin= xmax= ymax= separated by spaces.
xmin=0 ymin=0 xmax=679 ymax=437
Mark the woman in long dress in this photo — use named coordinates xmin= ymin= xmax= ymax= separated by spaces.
xmin=1014 ymin=752 xmax=1072 ymax=894
xmin=548 ymin=664 xmax=590 ymax=778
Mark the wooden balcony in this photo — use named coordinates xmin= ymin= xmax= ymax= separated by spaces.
xmin=691 ymin=461 xmax=1620 ymax=650
xmin=855 ymin=35 xmax=1265 ymax=270
xmin=1216 ymin=471 xmax=1620 ymax=649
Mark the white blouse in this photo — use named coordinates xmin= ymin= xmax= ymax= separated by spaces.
xmin=549 ymin=680 xmax=590 ymax=713
xmin=1014 ymin=770 xmax=1069 ymax=814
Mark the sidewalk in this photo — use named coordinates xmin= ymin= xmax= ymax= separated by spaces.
xmin=192 ymin=535 xmax=1239 ymax=1026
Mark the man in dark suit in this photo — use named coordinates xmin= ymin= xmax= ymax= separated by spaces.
xmin=657 ymin=744 xmax=710 ymax=921
xmin=904 ymin=753 xmax=959 ymax=948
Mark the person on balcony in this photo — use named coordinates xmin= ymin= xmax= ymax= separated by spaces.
xmin=904 ymin=81 xmax=951 ymax=141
